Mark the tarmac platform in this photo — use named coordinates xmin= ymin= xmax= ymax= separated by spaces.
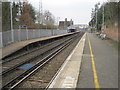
xmin=48 ymin=33 xmax=86 ymax=88
xmin=0 ymin=33 xmax=74 ymax=60
xmin=48 ymin=32 xmax=118 ymax=89
xmin=1 ymin=32 xmax=118 ymax=88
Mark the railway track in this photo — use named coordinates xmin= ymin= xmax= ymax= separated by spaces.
xmin=2 ymin=32 xmax=80 ymax=89
xmin=2 ymin=33 xmax=75 ymax=75
xmin=2 ymin=33 xmax=74 ymax=64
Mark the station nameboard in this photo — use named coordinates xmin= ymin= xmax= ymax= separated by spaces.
xmin=20 ymin=25 xmax=27 ymax=28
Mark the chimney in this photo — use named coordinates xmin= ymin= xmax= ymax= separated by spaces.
xmin=70 ymin=19 xmax=73 ymax=25
xmin=65 ymin=18 xmax=67 ymax=22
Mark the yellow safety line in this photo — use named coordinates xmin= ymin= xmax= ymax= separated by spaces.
xmin=87 ymin=34 xmax=100 ymax=89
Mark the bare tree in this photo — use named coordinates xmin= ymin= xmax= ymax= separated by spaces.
xmin=43 ymin=10 xmax=55 ymax=29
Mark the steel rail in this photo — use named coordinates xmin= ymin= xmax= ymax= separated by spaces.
xmin=2 ymin=34 xmax=77 ymax=76
xmin=2 ymin=33 xmax=74 ymax=64
xmin=2 ymin=33 xmax=78 ymax=90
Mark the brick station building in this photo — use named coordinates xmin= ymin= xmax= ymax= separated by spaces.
xmin=59 ymin=18 xmax=73 ymax=29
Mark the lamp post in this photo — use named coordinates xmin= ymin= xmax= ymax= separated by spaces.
xmin=102 ymin=2 xmax=105 ymax=31
xmin=57 ymin=17 xmax=60 ymax=30
xmin=39 ymin=0 xmax=43 ymax=28
xmin=10 ymin=0 xmax=14 ymax=42
xmin=95 ymin=2 xmax=100 ymax=32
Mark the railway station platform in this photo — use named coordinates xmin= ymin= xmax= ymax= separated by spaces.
xmin=48 ymin=33 xmax=86 ymax=88
xmin=48 ymin=32 xmax=118 ymax=89
xmin=0 ymin=33 xmax=73 ymax=59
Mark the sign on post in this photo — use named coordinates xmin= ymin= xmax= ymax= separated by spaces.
xmin=19 ymin=25 xmax=28 ymax=40
xmin=20 ymin=25 xmax=27 ymax=28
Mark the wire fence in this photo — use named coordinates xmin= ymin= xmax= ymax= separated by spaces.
xmin=0 ymin=29 xmax=68 ymax=47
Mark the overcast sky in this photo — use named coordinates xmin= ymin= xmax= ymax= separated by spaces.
xmin=28 ymin=0 xmax=107 ymax=25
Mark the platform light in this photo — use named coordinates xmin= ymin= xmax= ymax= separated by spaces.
xmin=10 ymin=0 xmax=14 ymax=42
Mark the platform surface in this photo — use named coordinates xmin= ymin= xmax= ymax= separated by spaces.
xmin=48 ymin=32 xmax=118 ymax=89
xmin=0 ymin=33 xmax=72 ymax=59
xmin=48 ymin=33 xmax=86 ymax=88
xmin=77 ymin=33 xmax=118 ymax=88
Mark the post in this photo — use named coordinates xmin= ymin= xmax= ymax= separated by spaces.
xmin=46 ymin=25 xmax=47 ymax=30
xmin=39 ymin=1 xmax=40 ymax=29
xmin=39 ymin=30 xmax=41 ymax=37
xmin=57 ymin=17 xmax=60 ymax=30
xmin=102 ymin=3 xmax=105 ymax=30
xmin=26 ymin=27 xmax=28 ymax=40
xmin=19 ymin=25 xmax=21 ymax=41
xmin=96 ymin=9 xmax=97 ymax=32
xmin=95 ymin=3 xmax=100 ymax=32
xmin=52 ymin=29 xmax=54 ymax=36
xmin=33 ymin=30 xmax=35 ymax=38
xmin=0 ymin=2 xmax=2 ymax=47
xmin=10 ymin=0 xmax=14 ymax=42
xmin=26 ymin=26 xmax=29 ymax=51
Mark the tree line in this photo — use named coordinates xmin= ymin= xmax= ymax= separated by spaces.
xmin=2 ymin=2 xmax=56 ymax=31
xmin=89 ymin=1 xmax=119 ymax=32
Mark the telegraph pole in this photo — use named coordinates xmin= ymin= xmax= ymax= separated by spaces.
xmin=10 ymin=0 xmax=14 ymax=42
xmin=57 ymin=17 xmax=60 ymax=30
xmin=102 ymin=2 xmax=105 ymax=31
xmin=96 ymin=6 xmax=97 ymax=31
xmin=39 ymin=0 xmax=43 ymax=27
xmin=39 ymin=1 xmax=40 ymax=28
xmin=95 ymin=2 xmax=100 ymax=32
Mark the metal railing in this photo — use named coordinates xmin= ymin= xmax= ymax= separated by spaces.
xmin=0 ymin=29 xmax=68 ymax=47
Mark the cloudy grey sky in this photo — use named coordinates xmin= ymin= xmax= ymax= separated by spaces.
xmin=28 ymin=0 xmax=107 ymax=24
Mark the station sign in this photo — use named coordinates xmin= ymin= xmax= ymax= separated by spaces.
xmin=90 ymin=27 xmax=95 ymax=29
xmin=20 ymin=25 xmax=27 ymax=28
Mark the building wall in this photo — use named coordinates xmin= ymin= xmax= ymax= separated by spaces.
xmin=59 ymin=18 xmax=73 ymax=29
xmin=104 ymin=24 xmax=119 ymax=42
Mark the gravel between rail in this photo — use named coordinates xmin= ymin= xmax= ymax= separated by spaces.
xmin=2 ymin=35 xmax=72 ymax=72
xmin=2 ymin=34 xmax=77 ymax=87
xmin=17 ymin=32 xmax=84 ymax=89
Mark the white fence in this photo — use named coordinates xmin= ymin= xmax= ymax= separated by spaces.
xmin=0 ymin=29 xmax=68 ymax=47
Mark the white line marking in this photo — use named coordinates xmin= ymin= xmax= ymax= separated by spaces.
xmin=62 ymin=76 xmax=75 ymax=88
